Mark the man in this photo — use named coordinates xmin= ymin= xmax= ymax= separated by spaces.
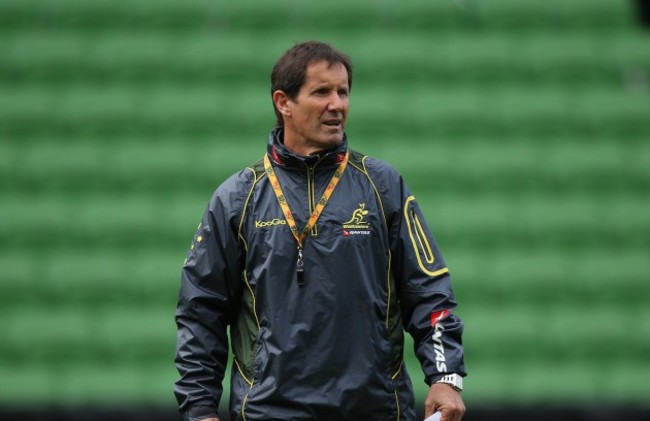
xmin=175 ymin=41 xmax=466 ymax=421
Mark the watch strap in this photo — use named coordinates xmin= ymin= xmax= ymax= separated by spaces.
xmin=436 ymin=373 xmax=463 ymax=391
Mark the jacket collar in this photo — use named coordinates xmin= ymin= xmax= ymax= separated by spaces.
xmin=267 ymin=127 xmax=348 ymax=169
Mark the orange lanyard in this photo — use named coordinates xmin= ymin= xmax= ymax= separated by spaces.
xmin=263 ymin=152 xmax=349 ymax=282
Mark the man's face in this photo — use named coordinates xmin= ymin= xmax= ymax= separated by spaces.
xmin=282 ymin=60 xmax=349 ymax=155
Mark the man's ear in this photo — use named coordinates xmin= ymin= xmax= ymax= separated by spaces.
xmin=273 ymin=90 xmax=292 ymax=119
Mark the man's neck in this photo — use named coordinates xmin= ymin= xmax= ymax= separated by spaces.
xmin=282 ymin=133 xmax=327 ymax=157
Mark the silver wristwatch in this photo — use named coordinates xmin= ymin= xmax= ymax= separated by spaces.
xmin=436 ymin=373 xmax=463 ymax=392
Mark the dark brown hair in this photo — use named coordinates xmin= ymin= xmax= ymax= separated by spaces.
xmin=271 ymin=41 xmax=353 ymax=127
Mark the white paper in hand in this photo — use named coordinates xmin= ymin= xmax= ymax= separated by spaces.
xmin=424 ymin=412 xmax=442 ymax=421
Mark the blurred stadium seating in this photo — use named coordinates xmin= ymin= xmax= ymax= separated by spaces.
xmin=1 ymin=0 xmax=649 ymax=419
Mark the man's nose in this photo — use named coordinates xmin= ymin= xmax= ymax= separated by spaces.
xmin=327 ymin=93 xmax=344 ymax=111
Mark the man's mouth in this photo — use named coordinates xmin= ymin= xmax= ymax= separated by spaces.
xmin=322 ymin=119 xmax=342 ymax=127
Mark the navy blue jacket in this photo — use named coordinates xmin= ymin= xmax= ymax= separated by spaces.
xmin=175 ymin=129 xmax=466 ymax=420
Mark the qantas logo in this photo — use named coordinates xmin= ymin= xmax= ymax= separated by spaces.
xmin=255 ymin=218 xmax=287 ymax=228
xmin=431 ymin=310 xmax=450 ymax=372
xmin=431 ymin=309 xmax=450 ymax=326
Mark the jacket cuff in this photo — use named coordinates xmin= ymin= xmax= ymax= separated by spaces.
xmin=183 ymin=402 xmax=219 ymax=420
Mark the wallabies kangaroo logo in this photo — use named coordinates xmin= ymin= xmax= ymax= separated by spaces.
xmin=342 ymin=204 xmax=371 ymax=235
xmin=345 ymin=203 xmax=369 ymax=225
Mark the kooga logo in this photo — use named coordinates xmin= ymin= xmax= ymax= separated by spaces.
xmin=255 ymin=218 xmax=287 ymax=228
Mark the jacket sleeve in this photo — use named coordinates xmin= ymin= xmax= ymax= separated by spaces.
xmin=389 ymin=177 xmax=466 ymax=385
xmin=174 ymin=184 xmax=245 ymax=418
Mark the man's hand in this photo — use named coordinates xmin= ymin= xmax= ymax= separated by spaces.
xmin=424 ymin=383 xmax=465 ymax=421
